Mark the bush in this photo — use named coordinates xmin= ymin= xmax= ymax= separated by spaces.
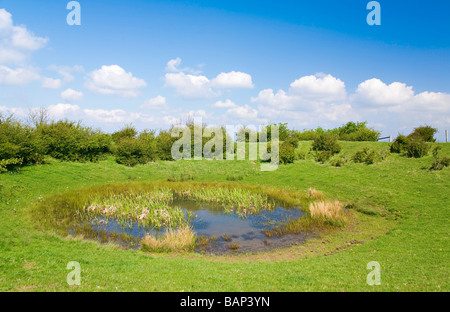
xmin=37 ymin=121 xmax=111 ymax=162
xmin=390 ymin=135 xmax=409 ymax=153
xmin=279 ymin=142 xmax=296 ymax=164
xmin=112 ymin=125 xmax=138 ymax=142
xmin=114 ymin=131 xmax=157 ymax=166
xmin=352 ymin=148 xmax=380 ymax=165
xmin=156 ymin=130 xmax=177 ymax=161
xmin=352 ymin=148 xmax=369 ymax=163
xmin=315 ymin=151 xmax=333 ymax=163
xmin=0 ymin=114 xmax=45 ymax=168
xmin=406 ymin=140 xmax=430 ymax=158
xmin=0 ymin=158 xmax=23 ymax=173
xmin=330 ymin=156 xmax=346 ymax=167
xmin=429 ymin=157 xmax=450 ymax=171
xmin=283 ymin=136 xmax=299 ymax=148
xmin=338 ymin=122 xmax=380 ymax=141
xmin=408 ymin=125 xmax=437 ymax=143
xmin=312 ymin=134 xmax=341 ymax=154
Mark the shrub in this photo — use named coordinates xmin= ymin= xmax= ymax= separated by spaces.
xmin=429 ymin=157 xmax=450 ymax=171
xmin=312 ymin=134 xmax=341 ymax=154
xmin=406 ymin=140 xmax=430 ymax=158
xmin=390 ymin=135 xmax=409 ymax=153
xmin=114 ymin=131 xmax=157 ymax=166
xmin=279 ymin=142 xmax=296 ymax=164
xmin=315 ymin=151 xmax=333 ymax=163
xmin=352 ymin=148 xmax=370 ymax=163
xmin=37 ymin=121 xmax=111 ymax=162
xmin=330 ymin=156 xmax=346 ymax=167
xmin=352 ymin=148 xmax=379 ymax=165
xmin=283 ymin=136 xmax=299 ymax=148
xmin=0 ymin=158 xmax=23 ymax=173
xmin=156 ymin=130 xmax=177 ymax=161
xmin=338 ymin=122 xmax=380 ymax=141
xmin=112 ymin=125 xmax=138 ymax=142
xmin=0 ymin=114 xmax=45 ymax=167
xmin=408 ymin=125 xmax=437 ymax=142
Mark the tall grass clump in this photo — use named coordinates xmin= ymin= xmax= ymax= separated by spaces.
xmin=141 ymin=226 xmax=196 ymax=253
xmin=309 ymin=200 xmax=346 ymax=225
xmin=308 ymin=188 xmax=324 ymax=200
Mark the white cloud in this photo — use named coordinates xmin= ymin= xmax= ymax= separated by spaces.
xmin=48 ymin=65 xmax=84 ymax=83
xmin=83 ymin=108 xmax=141 ymax=123
xmin=352 ymin=78 xmax=414 ymax=107
xmin=85 ymin=65 xmax=147 ymax=97
xmin=212 ymin=99 xmax=237 ymax=108
xmin=47 ymin=103 xmax=80 ymax=119
xmin=41 ymin=77 xmax=62 ymax=89
xmin=289 ymin=73 xmax=346 ymax=101
xmin=61 ymin=88 xmax=84 ymax=102
xmin=227 ymin=104 xmax=258 ymax=120
xmin=0 ymin=65 xmax=40 ymax=85
xmin=165 ymin=57 xmax=202 ymax=74
xmin=163 ymin=115 xmax=181 ymax=126
xmin=0 ymin=9 xmax=48 ymax=65
xmin=165 ymin=57 xmax=182 ymax=72
xmin=140 ymin=95 xmax=168 ymax=110
xmin=164 ymin=72 xmax=215 ymax=98
xmin=252 ymin=89 xmax=307 ymax=111
xmin=211 ymin=71 xmax=254 ymax=89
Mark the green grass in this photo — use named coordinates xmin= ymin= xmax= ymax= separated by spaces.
xmin=0 ymin=141 xmax=449 ymax=291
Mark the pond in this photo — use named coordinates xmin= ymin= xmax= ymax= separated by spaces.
xmin=89 ymin=200 xmax=309 ymax=255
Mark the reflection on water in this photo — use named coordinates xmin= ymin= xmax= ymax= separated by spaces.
xmin=90 ymin=200 xmax=309 ymax=254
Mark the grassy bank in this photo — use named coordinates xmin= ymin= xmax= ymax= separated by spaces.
xmin=0 ymin=141 xmax=448 ymax=291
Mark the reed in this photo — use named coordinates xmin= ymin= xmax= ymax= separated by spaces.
xmin=141 ymin=226 xmax=196 ymax=253
xmin=309 ymin=200 xmax=345 ymax=223
xmin=308 ymin=188 xmax=324 ymax=200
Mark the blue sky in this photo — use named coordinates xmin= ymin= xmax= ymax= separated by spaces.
xmin=0 ymin=0 xmax=449 ymax=140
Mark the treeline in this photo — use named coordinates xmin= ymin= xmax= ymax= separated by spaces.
xmin=1 ymin=113 xmax=388 ymax=172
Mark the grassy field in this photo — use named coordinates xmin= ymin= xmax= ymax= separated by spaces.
xmin=0 ymin=141 xmax=448 ymax=291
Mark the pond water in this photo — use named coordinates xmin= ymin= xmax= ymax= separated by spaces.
xmin=90 ymin=200 xmax=309 ymax=254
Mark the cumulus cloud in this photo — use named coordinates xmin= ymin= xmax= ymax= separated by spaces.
xmin=226 ymin=104 xmax=258 ymax=120
xmin=164 ymin=58 xmax=253 ymax=98
xmin=290 ymin=73 xmax=346 ymax=101
xmin=211 ymin=71 xmax=254 ymax=89
xmin=47 ymin=103 xmax=80 ymax=119
xmin=140 ymin=95 xmax=168 ymax=110
xmin=164 ymin=72 xmax=215 ymax=98
xmin=352 ymin=78 xmax=414 ymax=107
xmin=83 ymin=108 xmax=142 ymax=123
xmin=61 ymin=88 xmax=84 ymax=102
xmin=0 ymin=65 xmax=40 ymax=85
xmin=41 ymin=77 xmax=62 ymax=89
xmin=212 ymin=99 xmax=237 ymax=108
xmin=251 ymin=73 xmax=355 ymax=127
xmin=352 ymin=78 xmax=450 ymax=114
xmin=165 ymin=57 xmax=183 ymax=72
xmin=48 ymin=65 xmax=84 ymax=83
xmin=0 ymin=9 xmax=48 ymax=65
xmin=85 ymin=65 xmax=147 ymax=97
